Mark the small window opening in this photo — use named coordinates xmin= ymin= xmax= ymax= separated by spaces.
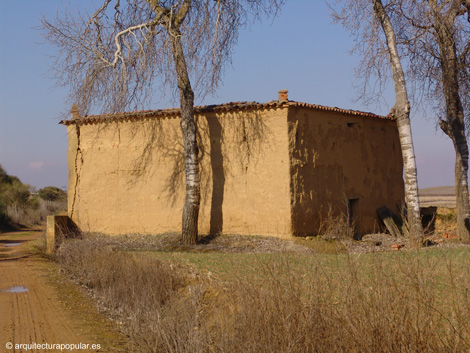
xmin=347 ymin=122 xmax=358 ymax=128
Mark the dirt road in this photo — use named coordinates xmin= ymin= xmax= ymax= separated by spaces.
xmin=0 ymin=231 xmax=128 ymax=353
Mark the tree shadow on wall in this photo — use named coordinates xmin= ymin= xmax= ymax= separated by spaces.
xmin=125 ymin=109 xmax=272 ymax=236
xmin=129 ymin=118 xmax=186 ymax=207
xmin=207 ymin=116 xmax=224 ymax=235
xmin=202 ymin=109 xmax=273 ymax=236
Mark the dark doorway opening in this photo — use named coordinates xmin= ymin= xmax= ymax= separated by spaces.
xmin=347 ymin=198 xmax=360 ymax=238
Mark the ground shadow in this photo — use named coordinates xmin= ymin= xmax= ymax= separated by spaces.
xmin=197 ymin=233 xmax=221 ymax=245
xmin=421 ymin=206 xmax=437 ymax=233
xmin=0 ymin=239 xmax=27 ymax=245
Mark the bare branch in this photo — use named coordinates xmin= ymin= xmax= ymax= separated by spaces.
xmin=42 ymin=0 xmax=285 ymax=114
xmin=439 ymin=115 xmax=452 ymax=136
xmin=174 ymin=0 xmax=192 ymax=28
xmin=110 ymin=15 xmax=163 ymax=67
xmin=86 ymin=0 xmax=113 ymax=28
xmin=398 ymin=1 xmax=433 ymax=30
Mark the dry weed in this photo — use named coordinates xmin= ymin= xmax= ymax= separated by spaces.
xmin=56 ymin=236 xmax=470 ymax=353
xmin=7 ymin=199 xmax=66 ymax=227
xmin=319 ymin=207 xmax=355 ymax=240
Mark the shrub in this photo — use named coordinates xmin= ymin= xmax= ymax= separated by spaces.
xmin=6 ymin=198 xmax=67 ymax=227
xmin=38 ymin=186 xmax=67 ymax=201
xmin=0 ymin=165 xmax=67 ymax=227
xmin=0 ymin=198 xmax=10 ymax=229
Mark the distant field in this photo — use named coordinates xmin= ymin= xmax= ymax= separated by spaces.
xmin=419 ymin=186 xmax=456 ymax=208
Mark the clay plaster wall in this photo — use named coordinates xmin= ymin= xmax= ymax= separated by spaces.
xmin=287 ymin=107 xmax=404 ymax=235
xmin=66 ymin=107 xmax=292 ymax=236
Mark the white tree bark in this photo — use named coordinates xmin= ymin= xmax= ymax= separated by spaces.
xmin=373 ymin=0 xmax=423 ymax=246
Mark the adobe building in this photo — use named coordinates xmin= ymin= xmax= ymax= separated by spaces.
xmin=61 ymin=90 xmax=404 ymax=238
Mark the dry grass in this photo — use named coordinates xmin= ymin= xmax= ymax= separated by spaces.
xmin=435 ymin=207 xmax=458 ymax=234
xmin=319 ymin=208 xmax=356 ymax=240
xmin=56 ymin=233 xmax=470 ymax=353
xmin=80 ymin=232 xmax=315 ymax=254
xmin=56 ymin=238 xmax=197 ymax=352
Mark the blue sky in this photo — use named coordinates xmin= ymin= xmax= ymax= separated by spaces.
xmin=0 ymin=0 xmax=454 ymax=189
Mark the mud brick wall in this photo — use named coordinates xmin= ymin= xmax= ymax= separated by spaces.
xmin=288 ymin=108 xmax=404 ymax=235
xmin=66 ymin=107 xmax=292 ymax=237
xmin=64 ymin=103 xmax=403 ymax=237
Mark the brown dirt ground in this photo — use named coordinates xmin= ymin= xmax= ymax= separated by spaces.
xmin=0 ymin=230 xmax=129 ymax=353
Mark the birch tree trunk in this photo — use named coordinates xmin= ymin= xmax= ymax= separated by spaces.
xmin=373 ymin=0 xmax=424 ymax=246
xmin=145 ymin=0 xmax=201 ymax=245
xmin=171 ymin=32 xmax=201 ymax=245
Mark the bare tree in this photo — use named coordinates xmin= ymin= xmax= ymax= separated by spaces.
xmin=332 ymin=0 xmax=424 ymax=246
xmin=432 ymin=1 xmax=470 ymax=242
xmin=390 ymin=0 xmax=470 ymax=242
xmin=42 ymin=0 xmax=283 ymax=244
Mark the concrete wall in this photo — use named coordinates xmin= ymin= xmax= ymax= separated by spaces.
xmin=287 ymin=107 xmax=404 ymax=235
xmin=66 ymin=107 xmax=292 ymax=236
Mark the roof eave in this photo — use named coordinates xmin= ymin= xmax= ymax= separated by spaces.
xmin=59 ymin=100 xmax=392 ymax=126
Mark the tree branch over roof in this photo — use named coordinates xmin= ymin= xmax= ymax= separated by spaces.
xmin=42 ymin=0 xmax=284 ymax=116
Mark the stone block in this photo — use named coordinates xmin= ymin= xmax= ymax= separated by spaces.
xmin=46 ymin=215 xmax=81 ymax=254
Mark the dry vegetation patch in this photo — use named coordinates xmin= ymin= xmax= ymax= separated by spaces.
xmin=435 ymin=207 xmax=458 ymax=235
xmin=56 ymin=232 xmax=470 ymax=353
xmin=82 ymin=232 xmax=316 ymax=254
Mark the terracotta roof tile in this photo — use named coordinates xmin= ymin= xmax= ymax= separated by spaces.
xmin=60 ymin=100 xmax=392 ymax=126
